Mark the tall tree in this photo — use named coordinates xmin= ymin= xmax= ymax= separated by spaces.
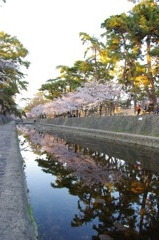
xmin=101 ymin=0 xmax=159 ymax=106
xmin=130 ymin=0 xmax=159 ymax=104
xmin=0 ymin=32 xmax=30 ymax=115
xmin=101 ymin=13 xmax=141 ymax=110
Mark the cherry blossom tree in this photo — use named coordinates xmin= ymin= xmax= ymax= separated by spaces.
xmin=27 ymin=104 xmax=45 ymax=118
xmin=27 ymin=81 xmax=125 ymax=118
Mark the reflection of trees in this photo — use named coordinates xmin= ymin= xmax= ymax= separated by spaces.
xmin=36 ymin=149 xmax=159 ymax=240
xmin=18 ymin=125 xmax=159 ymax=240
xmin=69 ymin=165 xmax=159 ymax=240
xmin=36 ymin=152 xmax=77 ymax=190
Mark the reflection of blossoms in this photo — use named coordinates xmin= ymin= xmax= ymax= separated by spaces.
xmin=68 ymin=159 xmax=123 ymax=187
xmin=18 ymin=126 xmax=123 ymax=187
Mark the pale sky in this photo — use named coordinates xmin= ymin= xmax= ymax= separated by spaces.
xmin=0 ymin=0 xmax=133 ymax=106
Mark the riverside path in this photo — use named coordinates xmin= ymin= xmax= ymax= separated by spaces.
xmin=0 ymin=122 xmax=37 ymax=240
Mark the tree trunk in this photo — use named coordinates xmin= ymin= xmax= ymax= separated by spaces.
xmin=146 ymin=37 xmax=157 ymax=105
xmin=94 ymin=48 xmax=100 ymax=81
xmin=99 ymin=103 xmax=102 ymax=116
xmin=133 ymin=94 xmax=137 ymax=114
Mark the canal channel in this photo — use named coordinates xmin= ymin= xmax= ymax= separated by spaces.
xmin=17 ymin=124 xmax=159 ymax=240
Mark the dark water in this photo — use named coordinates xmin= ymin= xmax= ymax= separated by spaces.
xmin=18 ymin=125 xmax=159 ymax=240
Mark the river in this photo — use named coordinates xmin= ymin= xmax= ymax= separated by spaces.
xmin=17 ymin=124 xmax=159 ymax=240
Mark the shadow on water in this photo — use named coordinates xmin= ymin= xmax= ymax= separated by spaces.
xmin=18 ymin=124 xmax=159 ymax=240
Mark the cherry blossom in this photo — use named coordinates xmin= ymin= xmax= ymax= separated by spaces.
xmin=27 ymin=80 xmax=125 ymax=118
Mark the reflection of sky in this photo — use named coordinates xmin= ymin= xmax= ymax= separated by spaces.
xmin=18 ymin=127 xmax=159 ymax=240
xmin=19 ymin=135 xmax=98 ymax=240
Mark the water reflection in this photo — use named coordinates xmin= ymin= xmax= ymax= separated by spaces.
xmin=18 ymin=125 xmax=159 ymax=240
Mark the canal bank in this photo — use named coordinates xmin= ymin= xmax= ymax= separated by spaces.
xmin=31 ymin=115 xmax=159 ymax=148
xmin=0 ymin=122 xmax=37 ymax=240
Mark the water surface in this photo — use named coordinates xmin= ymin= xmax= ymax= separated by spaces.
xmin=18 ymin=125 xmax=159 ymax=240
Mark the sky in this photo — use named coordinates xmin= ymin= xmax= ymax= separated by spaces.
xmin=0 ymin=0 xmax=133 ymax=106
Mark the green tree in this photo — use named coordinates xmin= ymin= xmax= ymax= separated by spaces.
xmin=101 ymin=13 xmax=141 ymax=110
xmin=79 ymin=32 xmax=115 ymax=83
xmin=39 ymin=62 xmax=88 ymax=100
xmin=130 ymin=0 xmax=159 ymax=104
xmin=39 ymin=78 xmax=67 ymax=100
xmin=101 ymin=0 xmax=159 ymax=106
xmin=0 ymin=32 xmax=30 ymax=115
xmin=70 ymin=60 xmax=94 ymax=82
xmin=56 ymin=64 xmax=83 ymax=92
xmin=80 ymin=32 xmax=102 ymax=81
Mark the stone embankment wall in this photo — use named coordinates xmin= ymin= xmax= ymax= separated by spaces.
xmin=27 ymin=115 xmax=159 ymax=148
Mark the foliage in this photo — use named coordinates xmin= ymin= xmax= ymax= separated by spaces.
xmin=39 ymin=62 xmax=89 ymax=100
xmin=79 ymin=32 xmax=114 ymax=82
xmin=0 ymin=32 xmax=30 ymax=116
xmin=101 ymin=0 xmax=159 ymax=106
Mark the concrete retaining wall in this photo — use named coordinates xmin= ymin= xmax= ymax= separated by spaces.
xmin=0 ymin=122 xmax=37 ymax=240
xmin=30 ymin=115 xmax=159 ymax=149
xmin=0 ymin=114 xmax=11 ymax=124
xmin=35 ymin=115 xmax=159 ymax=136
xmin=42 ymin=130 xmax=159 ymax=173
